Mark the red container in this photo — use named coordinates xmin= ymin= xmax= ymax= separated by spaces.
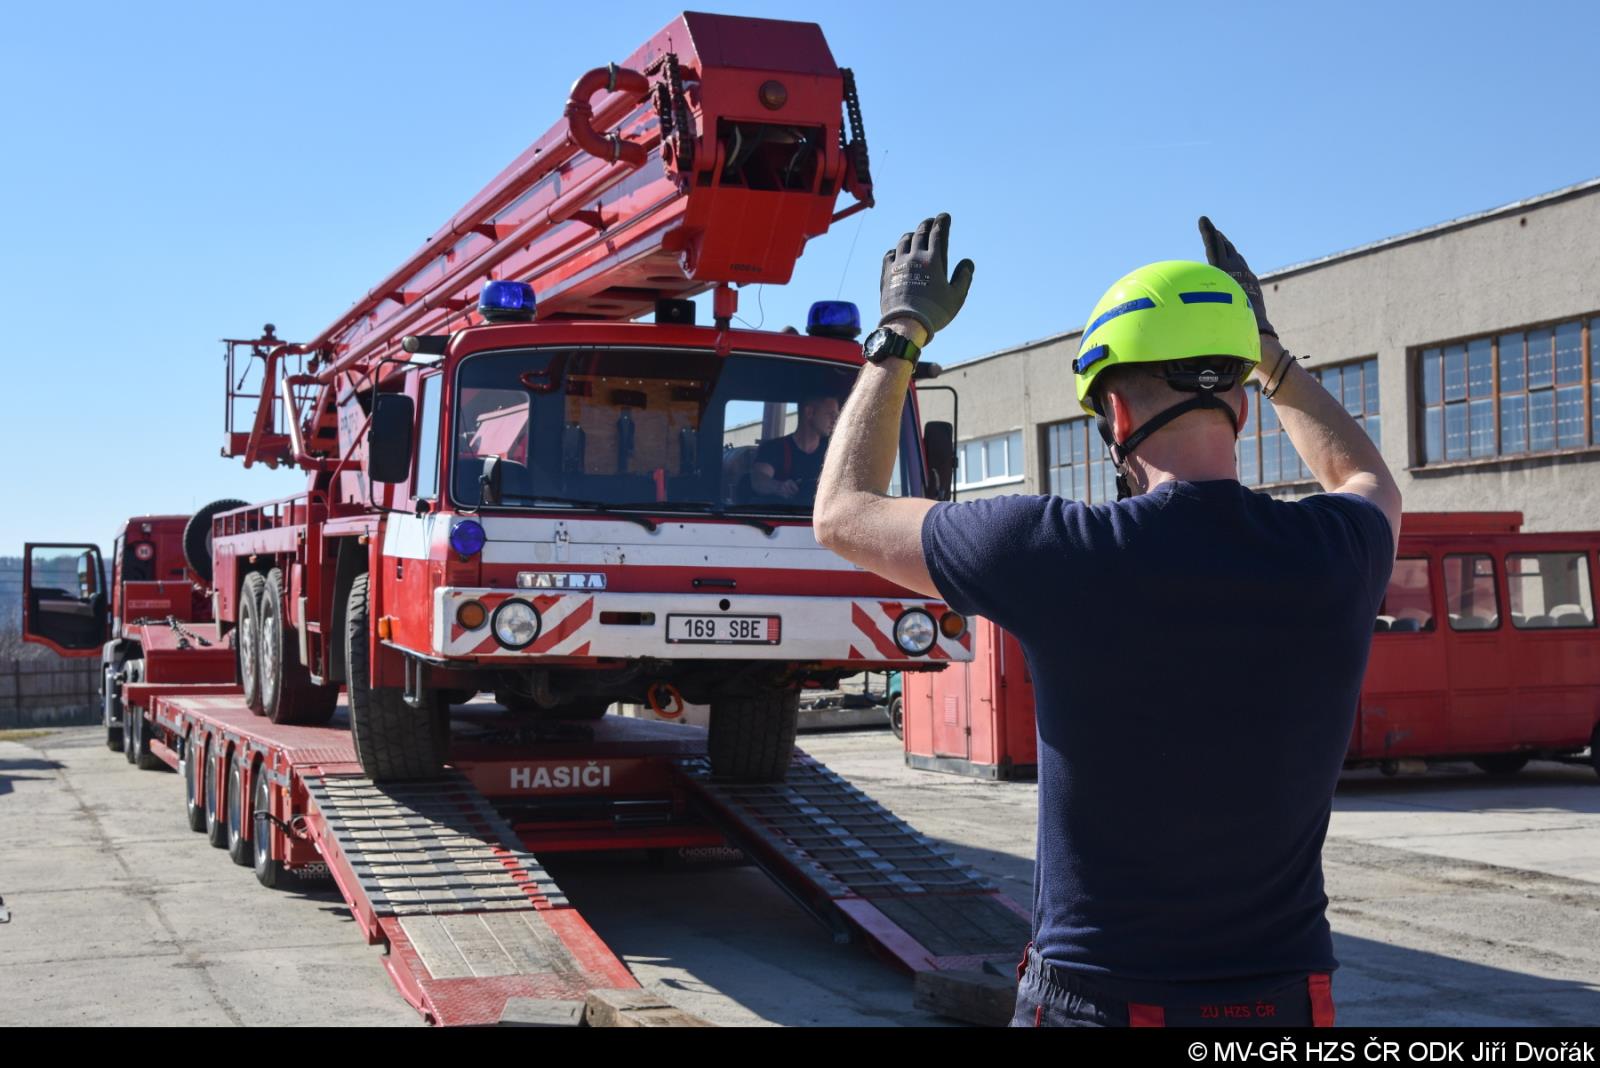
xmin=904 ymin=616 xmax=1037 ymax=779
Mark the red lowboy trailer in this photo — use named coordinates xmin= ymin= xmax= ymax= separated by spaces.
xmin=204 ymin=10 xmax=971 ymax=784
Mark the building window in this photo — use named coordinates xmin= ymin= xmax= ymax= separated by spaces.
xmin=1417 ymin=317 xmax=1597 ymax=465
xmin=1239 ymin=357 xmax=1379 ymax=486
xmin=956 ymin=430 xmax=1023 ymax=489
xmin=1044 ymin=417 xmax=1117 ymax=502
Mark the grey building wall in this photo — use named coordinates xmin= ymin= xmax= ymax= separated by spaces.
xmin=927 ymin=180 xmax=1600 ymax=529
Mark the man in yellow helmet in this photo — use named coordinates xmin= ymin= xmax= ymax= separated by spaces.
xmin=815 ymin=213 xmax=1401 ymax=1028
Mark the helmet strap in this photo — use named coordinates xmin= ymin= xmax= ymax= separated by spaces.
xmin=1091 ymin=392 xmax=1241 ymax=502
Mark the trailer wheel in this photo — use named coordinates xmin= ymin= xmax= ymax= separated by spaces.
xmin=252 ymin=762 xmax=286 ymax=889
xmin=205 ymin=745 xmax=229 ymax=849
xmin=345 ymin=573 xmax=446 ymax=781
xmin=1473 ymin=754 xmax=1529 ymax=776
xmin=708 ymin=689 xmax=799 ymax=783
xmin=226 ymin=756 xmax=253 ymax=867
xmin=182 ymin=498 xmax=248 ymax=583
xmin=181 ymin=735 xmax=207 ymax=832
xmin=238 ymin=572 xmax=267 ymax=715
xmin=260 ymin=569 xmax=338 ymax=726
xmin=888 ymin=694 xmax=904 ymax=741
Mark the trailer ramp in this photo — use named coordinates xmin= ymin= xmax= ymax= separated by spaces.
xmin=305 ymin=772 xmax=635 ymax=1026
xmin=674 ymin=753 xmax=1030 ymax=973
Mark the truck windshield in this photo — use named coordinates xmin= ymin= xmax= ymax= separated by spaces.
xmin=450 ymin=346 xmax=917 ymax=515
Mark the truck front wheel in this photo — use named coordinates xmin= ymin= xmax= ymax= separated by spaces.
xmin=708 ymin=689 xmax=798 ymax=783
xmin=345 ymin=573 xmax=447 ymax=782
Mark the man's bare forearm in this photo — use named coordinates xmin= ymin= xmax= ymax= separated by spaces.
xmin=816 ymin=357 xmax=914 ymax=515
xmin=1260 ymin=337 xmax=1402 ymax=543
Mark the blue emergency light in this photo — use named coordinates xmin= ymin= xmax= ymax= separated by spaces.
xmin=806 ymin=300 xmax=861 ymax=339
xmin=478 ymin=280 xmax=537 ymax=323
xmin=450 ymin=519 xmax=487 ymax=557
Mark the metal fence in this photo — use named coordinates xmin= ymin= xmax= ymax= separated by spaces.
xmin=0 ymin=658 xmax=101 ymax=728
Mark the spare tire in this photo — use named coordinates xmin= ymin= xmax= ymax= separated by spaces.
xmin=184 ymin=499 xmax=248 ymax=582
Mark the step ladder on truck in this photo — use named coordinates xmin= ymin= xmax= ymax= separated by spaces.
xmin=20 ymin=12 xmax=1031 ymax=1026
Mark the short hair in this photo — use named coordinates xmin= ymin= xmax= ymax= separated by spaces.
xmin=800 ymin=392 xmax=840 ymax=413
xmin=1091 ymin=359 xmax=1246 ymax=425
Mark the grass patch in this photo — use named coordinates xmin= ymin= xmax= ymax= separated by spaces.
xmin=0 ymin=729 xmax=56 ymax=742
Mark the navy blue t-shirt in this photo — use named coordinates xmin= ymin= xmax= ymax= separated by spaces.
xmin=922 ymin=479 xmax=1394 ymax=1001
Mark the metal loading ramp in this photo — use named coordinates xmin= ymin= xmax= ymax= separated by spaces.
xmin=304 ymin=772 xmax=636 ymax=1026
xmin=673 ymin=753 xmax=1030 ymax=972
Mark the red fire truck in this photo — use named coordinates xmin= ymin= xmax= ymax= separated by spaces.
xmin=196 ymin=12 xmax=966 ymax=783
xmin=904 ymin=511 xmax=1600 ymax=780
xmin=21 ymin=506 xmax=239 ymax=760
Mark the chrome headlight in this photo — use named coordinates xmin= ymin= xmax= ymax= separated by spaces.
xmin=893 ymin=609 xmax=937 ymax=656
xmin=491 ymin=598 xmax=541 ymax=649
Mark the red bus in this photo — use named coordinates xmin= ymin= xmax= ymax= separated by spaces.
xmin=1360 ymin=511 xmax=1598 ymax=775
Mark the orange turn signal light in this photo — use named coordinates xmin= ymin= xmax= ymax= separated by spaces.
xmin=939 ymin=612 xmax=966 ymax=640
xmin=456 ymin=601 xmax=487 ymax=630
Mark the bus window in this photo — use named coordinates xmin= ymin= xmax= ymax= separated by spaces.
xmin=1508 ymin=552 xmax=1596 ymax=629
xmin=1378 ymin=558 xmax=1434 ymax=632
xmin=1444 ymin=554 xmax=1499 ymax=631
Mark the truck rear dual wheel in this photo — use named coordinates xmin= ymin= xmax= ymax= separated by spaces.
xmin=259 ymin=569 xmax=338 ymax=726
xmin=120 ymin=661 xmax=163 ymax=771
xmin=238 ymin=572 xmax=267 ymax=714
xmin=345 ymin=573 xmax=447 ymax=782
xmin=707 ymin=690 xmax=799 ymax=783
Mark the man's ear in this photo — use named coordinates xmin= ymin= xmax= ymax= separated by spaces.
xmin=1107 ymin=388 xmax=1135 ymax=443
xmin=1235 ymin=385 xmax=1250 ymax=434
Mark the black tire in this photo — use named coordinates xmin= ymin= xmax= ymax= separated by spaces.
xmin=260 ymin=568 xmax=338 ymax=726
xmin=182 ymin=499 xmax=248 ymax=583
xmin=888 ymin=694 xmax=904 ymax=741
xmin=226 ymin=757 xmax=252 ymax=867
xmin=238 ymin=572 xmax=267 ymax=715
xmin=1589 ymin=723 xmax=1599 ymax=781
xmin=122 ymin=660 xmax=162 ymax=769
xmin=206 ymin=745 xmax=229 ymax=849
xmin=345 ymin=573 xmax=446 ymax=781
xmin=1474 ymin=754 xmax=1530 ymax=776
xmin=182 ymin=735 xmax=208 ymax=832
xmin=708 ymin=689 xmax=799 ymax=783
xmin=104 ymin=657 xmax=124 ymax=753
xmin=252 ymin=761 xmax=286 ymax=889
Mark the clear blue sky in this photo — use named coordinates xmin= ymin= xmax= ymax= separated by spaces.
xmin=2 ymin=0 xmax=1596 ymax=554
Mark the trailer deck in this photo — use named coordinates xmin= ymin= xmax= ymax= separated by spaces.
xmin=126 ymin=688 xmax=1026 ymax=1025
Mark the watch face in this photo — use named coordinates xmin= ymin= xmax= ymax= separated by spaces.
xmin=864 ymin=329 xmax=889 ymax=362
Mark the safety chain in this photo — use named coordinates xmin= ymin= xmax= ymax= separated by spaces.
xmin=164 ymin=615 xmax=213 ymax=649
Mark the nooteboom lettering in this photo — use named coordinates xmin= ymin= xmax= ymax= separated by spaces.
xmin=508 ymin=763 xmax=613 ymax=790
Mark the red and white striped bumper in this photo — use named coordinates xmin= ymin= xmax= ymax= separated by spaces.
xmin=431 ymin=589 xmax=973 ymax=663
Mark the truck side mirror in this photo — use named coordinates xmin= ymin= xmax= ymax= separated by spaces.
xmin=923 ymin=421 xmax=956 ymax=502
xmin=368 ymin=393 xmax=415 ymax=484
xmin=479 ymin=455 xmax=503 ymax=505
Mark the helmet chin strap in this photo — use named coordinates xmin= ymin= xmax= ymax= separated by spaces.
xmin=1091 ymin=391 xmax=1242 ymax=501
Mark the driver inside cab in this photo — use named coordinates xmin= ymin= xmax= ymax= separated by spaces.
xmin=750 ymin=393 xmax=840 ymax=500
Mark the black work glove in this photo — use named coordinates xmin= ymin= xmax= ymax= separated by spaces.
xmin=879 ymin=213 xmax=975 ymax=338
xmin=1198 ymin=216 xmax=1276 ymax=338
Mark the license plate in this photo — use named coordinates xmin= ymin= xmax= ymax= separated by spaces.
xmin=665 ymin=614 xmax=781 ymax=645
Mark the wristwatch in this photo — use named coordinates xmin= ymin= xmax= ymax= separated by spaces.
xmin=862 ymin=326 xmax=922 ymax=366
